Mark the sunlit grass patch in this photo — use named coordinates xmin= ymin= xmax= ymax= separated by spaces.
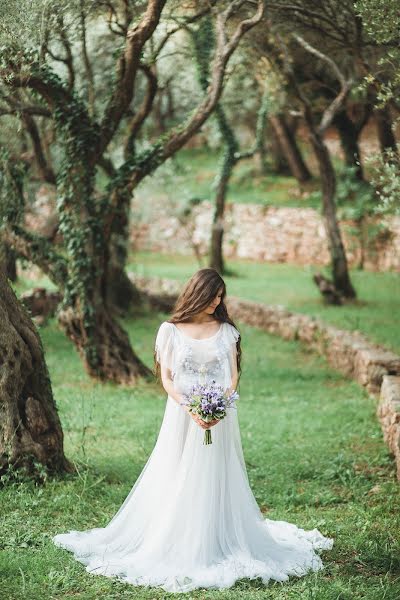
xmin=1 ymin=313 xmax=399 ymax=599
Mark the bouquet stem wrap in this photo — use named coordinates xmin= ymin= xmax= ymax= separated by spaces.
xmin=204 ymin=429 xmax=212 ymax=445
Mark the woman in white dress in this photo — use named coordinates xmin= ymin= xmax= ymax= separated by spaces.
xmin=53 ymin=268 xmax=333 ymax=593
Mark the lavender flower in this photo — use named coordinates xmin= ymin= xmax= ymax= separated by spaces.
xmin=181 ymin=380 xmax=239 ymax=445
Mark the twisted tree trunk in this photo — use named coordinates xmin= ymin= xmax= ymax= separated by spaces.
xmin=58 ymin=303 xmax=151 ymax=384
xmin=269 ymin=114 xmax=312 ymax=183
xmin=308 ymin=128 xmax=356 ymax=299
xmin=0 ymin=267 xmax=70 ymax=474
xmin=209 ymin=107 xmax=238 ymax=274
xmin=284 ymin=33 xmax=357 ymax=301
xmin=106 ymin=199 xmax=143 ymax=314
xmin=55 ymin=176 xmax=152 ymax=384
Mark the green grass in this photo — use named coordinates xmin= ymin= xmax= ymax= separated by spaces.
xmin=128 ymin=251 xmax=400 ymax=355
xmin=133 ymin=147 xmax=324 ymax=209
xmin=1 ymin=313 xmax=399 ymax=599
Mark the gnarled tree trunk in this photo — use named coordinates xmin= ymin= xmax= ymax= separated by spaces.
xmin=309 ymin=129 xmax=356 ymax=299
xmin=106 ymin=199 xmax=143 ymax=314
xmin=209 ymin=107 xmax=238 ymax=274
xmin=58 ymin=303 xmax=151 ymax=384
xmin=0 ymin=267 xmax=70 ymax=474
xmin=282 ymin=33 xmax=357 ymax=301
xmin=269 ymin=114 xmax=312 ymax=183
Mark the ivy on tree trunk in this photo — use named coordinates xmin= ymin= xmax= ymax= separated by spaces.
xmin=0 ymin=1 xmax=265 ymax=381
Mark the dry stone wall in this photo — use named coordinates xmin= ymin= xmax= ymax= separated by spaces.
xmin=130 ymin=200 xmax=400 ymax=272
xmin=129 ymin=273 xmax=400 ymax=478
xmin=24 ymin=188 xmax=400 ymax=271
xmin=378 ymin=377 xmax=400 ymax=480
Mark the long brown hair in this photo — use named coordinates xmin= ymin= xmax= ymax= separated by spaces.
xmin=154 ymin=268 xmax=241 ymax=381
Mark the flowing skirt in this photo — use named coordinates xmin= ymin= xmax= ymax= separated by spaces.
xmin=52 ymin=397 xmax=333 ymax=593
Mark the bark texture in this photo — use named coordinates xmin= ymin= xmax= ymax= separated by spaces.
xmin=58 ymin=305 xmax=151 ymax=384
xmin=285 ymin=33 xmax=357 ymax=301
xmin=106 ymin=195 xmax=143 ymax=313
xmin=0 ymin=243 xmax=17 ymax=282
xmin=0 ymin=268 xmax=70 ymax=474
xmin=209 ymin=108 xmax=239 ymax=274
xmin=269 ymin=115 xmax=312 ymax=182
xmin=308 ymin=128 xmax=356 ymax=299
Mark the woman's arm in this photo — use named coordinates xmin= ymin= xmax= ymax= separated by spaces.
xmin=228 ymin=346 xmax=239 ymax=393
xmin=160 ymin=364 xmax=184 ymax=406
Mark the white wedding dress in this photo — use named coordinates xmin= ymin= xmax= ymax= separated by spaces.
xmin=53 ymin=321 xmax=333 ymax=593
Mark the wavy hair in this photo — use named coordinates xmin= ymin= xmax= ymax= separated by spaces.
xmin=154 ymin=268 xmax=241 ymax=381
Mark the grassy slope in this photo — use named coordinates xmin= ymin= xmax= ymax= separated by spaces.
xmin=133 ymin=147 xmax=324 ymax=209
xmin=1 ymin=313 xmax=399 ymax=600
xmin=129 ymin=251 xmax=400 ymax=355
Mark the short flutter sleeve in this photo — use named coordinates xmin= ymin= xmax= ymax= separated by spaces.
xmin=155 ymin=321 xmax=175 ymax=372
xmin=225 ymin=323 xmax=240 ymax=373
xmin=225 ymin=322 xmax=240 ymax=349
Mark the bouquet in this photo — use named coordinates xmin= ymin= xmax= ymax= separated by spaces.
xmin=181 ymin=380 xmax=239 ymax=445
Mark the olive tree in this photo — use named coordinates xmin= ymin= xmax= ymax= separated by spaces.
xmin=0 ymin=0 xmax=264 ymax=383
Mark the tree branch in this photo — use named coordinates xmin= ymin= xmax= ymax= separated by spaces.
xmin=236 ymin=84 xmax=269 ymax=161
xmin=0 ymin=91 xmax=55 ymax=183
xmin=156 ymin=0 xmax=264 ymax=163
xmin=123 ymin=63 xmax=158 ymax=159
xmin=292 ymin=33 xmax=353 ymax=134
xmin=114 ymin=0 xmax=265 ymax=192
xmin=0 ymin=69 xmax=74 ymax=111
xmin=0 ymin=104 xmax=51 ymax=118
xmin=221 ymin=0 xmax=264 ymax=61
xmin=104 ymin=0 xmax=129 ymax=36
xmin=42 ymin=13 xmax=75 ymax=90
xmin=270 ymin=2 xmax=349 ymax=43
xmin=153 ymin=3 xmax=217 ymax=60
xmin=95 ymin=0 xmax=167 ymax=162
xmin=2 ymin=225 xmax=67 ymax=290
xmin=98 ymin=155 xmax=117 ymax=179
xmin=80 ymin=0 xmax=96 ymax=116
xmin=20 ymin=113 xmax=56 ymax=184
xmin=292 ymin=33 xmax=347 ymax=89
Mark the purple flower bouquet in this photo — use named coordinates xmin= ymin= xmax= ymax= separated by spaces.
xmin=181 ymin=380 xmax=239 ymax=445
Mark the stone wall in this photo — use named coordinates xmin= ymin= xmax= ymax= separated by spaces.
xmin=24 ymin=187 xmax=400 ymax=271
xmin=224 ymin=296 xmax=400 ymax=395
xmin=378 ymin=377 xmax=400 ymax=479
xmin=129 ymin=273 xmax=400 ymax=478
xmin=130 ymin=200 xmax=400 ymax=271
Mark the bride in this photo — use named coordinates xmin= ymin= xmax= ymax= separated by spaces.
xmin=53 ymin=268 xmax=333 ymax=593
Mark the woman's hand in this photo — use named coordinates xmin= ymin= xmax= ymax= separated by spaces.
xmin=182 ymin=405 xmax=219 ymax=430
xmin=191 ymin=413 xmax=219 ymax=430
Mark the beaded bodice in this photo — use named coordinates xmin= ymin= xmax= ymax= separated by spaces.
xmin=155 ymin=321 xmax=240 ymax=394
xmin=176 ymin=336 xmax=226 ymax=381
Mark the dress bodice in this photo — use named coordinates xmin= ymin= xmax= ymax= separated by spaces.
xmin=155 ymin=321 xmax=240 ymax=394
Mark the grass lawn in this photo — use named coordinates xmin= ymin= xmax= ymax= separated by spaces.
xmin=133 ymin=147 xmax=324 ymax=209
xmin=1 ymin=312 xmax=399 ymax=599
xmin=128 ymin=251 xmax=400 ymax=355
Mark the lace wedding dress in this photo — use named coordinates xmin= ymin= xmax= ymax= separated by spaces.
xmin=53 ymin=321 xmax=333 ymax=593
